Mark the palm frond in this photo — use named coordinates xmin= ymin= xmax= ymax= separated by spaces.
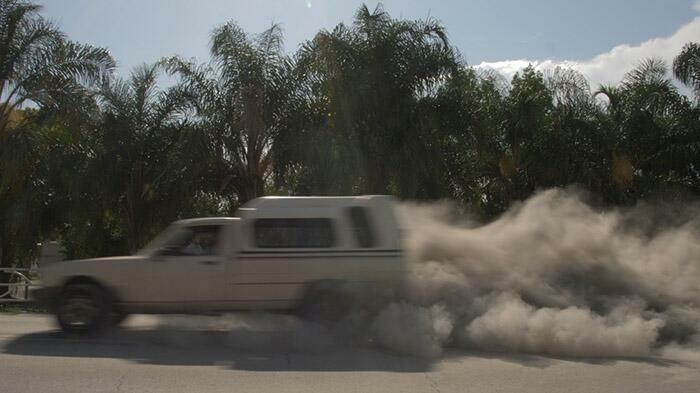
xmin=160 ymin=55 xmax=218 ymax=108
xmin=622 ymin=57 xmax=668 ymax=89
xmin=48 ymin=40 xmax=115 ymax=85
xmin=673 ymin=42 xmax=700 ymax=96
xmin=129 ymin=63 xmax=159 ymax=118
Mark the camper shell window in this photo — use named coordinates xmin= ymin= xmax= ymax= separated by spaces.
xmin=254 ymin=218 xmax=335 ymax=248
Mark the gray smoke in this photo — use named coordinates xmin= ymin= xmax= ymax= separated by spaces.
xmin=371 ymin=303 xmax=454 ymax=358
xmin=155 ymin=313 xmax=342 ymax=354
xmin=372 ymin=188 xmax=700 ymax=358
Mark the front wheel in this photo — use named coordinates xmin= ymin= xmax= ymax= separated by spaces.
xmin=56 ymin=284 xmax=111 ymax=335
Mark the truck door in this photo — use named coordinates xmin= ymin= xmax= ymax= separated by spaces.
xmin=149 ymin=224 xmax=226 ymax=309
xmin=227 ymin=218 xmax=338 ymax=309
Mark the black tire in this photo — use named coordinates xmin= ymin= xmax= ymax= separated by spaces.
xmin=298 ymin=285 xmax=353 ymax=322
xmin=55 ymin=283 xmax=111 ymax=335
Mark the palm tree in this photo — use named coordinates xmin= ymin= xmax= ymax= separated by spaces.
xmin=85 ymin=64 xmax=201 ymax=252
xmin=162 ymin=22 xmax=293 ymax=205
xmin=0 ymin=109 xmax=45 ymax=272
xmin=595 ymin=58 xmax=693 ymax=200
xmin=0 ymin=0 xmax=114 ymax=274
xmin=0 ymin=0 xmax=115 ymax=140
xmin=286 ymin=4 xmax=460 ymax=196
xmin=673 ymin=42 xmax=700 ymax=100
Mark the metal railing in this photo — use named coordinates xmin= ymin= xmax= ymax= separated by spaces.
xmin=0 ymin=268 xmax=35 ymax=303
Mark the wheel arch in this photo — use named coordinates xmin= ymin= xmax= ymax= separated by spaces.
xmin=60 ymin=275 xmax=120 ymax=304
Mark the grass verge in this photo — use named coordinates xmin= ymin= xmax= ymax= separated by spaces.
xmin=0 ymin=302 xmax=47 ymax=314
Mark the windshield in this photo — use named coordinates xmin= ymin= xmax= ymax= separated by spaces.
xmin=136 ymin=224 xmax=180 ymax=256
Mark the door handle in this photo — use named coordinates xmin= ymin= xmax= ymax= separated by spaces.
xmin=199 ymin=260 xmax=220 ymax=265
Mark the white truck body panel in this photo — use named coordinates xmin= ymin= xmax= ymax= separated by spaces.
xmin=39 ymin=196 xmax=404 ymax=313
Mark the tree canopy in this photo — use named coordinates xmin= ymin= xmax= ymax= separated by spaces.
xmin=0 ymin=2 xmax=699 ymax=266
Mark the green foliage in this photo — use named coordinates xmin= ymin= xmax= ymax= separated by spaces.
xmin=275 ymin=4 xmax=460 ymax=198
xmin=161 ymin=21 xmax=294 ymax=205
xmin=1 ymin=3 xmax=700 ymax=264
xmin=0 ymin=0 xmax=114 ymax=138
xmin=673 ymin=42 xmax=700 ymax=99
xmin=54 ymin=64 xmax=221 ymax=255
xmin=0 ymin=0 xmax=114 ymax=268
xmin=0 ymin=109 xmax=45 ymax=266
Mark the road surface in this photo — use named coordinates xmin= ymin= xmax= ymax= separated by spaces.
xmin=0 ymin=313 xmax=698 ymax=393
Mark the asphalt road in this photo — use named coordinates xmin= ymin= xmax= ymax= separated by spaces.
xmin=0 ymin=313 xmax=699 ymax=393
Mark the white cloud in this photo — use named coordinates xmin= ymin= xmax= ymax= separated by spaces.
xmin=476 ymin=8 xmax=700 ymax=91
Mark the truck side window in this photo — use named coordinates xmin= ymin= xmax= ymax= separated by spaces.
xmin=254 ymin=218 xmax=334 ymax=248
xmin=348 ymin=206 xmax=375 ymax=248
xmin=164 ymin=225 xmax=221 ymax=256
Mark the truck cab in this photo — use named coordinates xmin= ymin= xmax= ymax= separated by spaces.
xmin=37 ymin=195 xmax=404 ymax=333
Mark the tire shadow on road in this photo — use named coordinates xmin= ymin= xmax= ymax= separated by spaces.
xmin=1 ymin=327 xmax=434 ymax=372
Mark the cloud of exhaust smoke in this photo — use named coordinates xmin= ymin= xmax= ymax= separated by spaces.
xmin=371 ymin=302 xmax=454 ymax=358
xmin=374 ymin=188 xmax=700 ymax=358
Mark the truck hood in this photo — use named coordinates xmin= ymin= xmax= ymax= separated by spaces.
xmin=46 ymin=255 xmax=147 ymax=269
xmin=39 ymin=255 xmax=148 ymax=287
xmin=69 ymin=256 xmax=146 ymax=263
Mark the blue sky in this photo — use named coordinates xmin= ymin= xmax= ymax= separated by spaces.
xmin=39 ymin=0 xmax=700 ymax=86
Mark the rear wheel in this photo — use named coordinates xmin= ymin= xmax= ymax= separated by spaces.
xmin=298 ymin=285 xmax=354 ymax=322
xmin=56 ymin=284 xmax=111 ymax=335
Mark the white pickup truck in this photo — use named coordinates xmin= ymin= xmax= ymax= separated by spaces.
xmin=36 ymin=196 xmax=404 ymax=333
